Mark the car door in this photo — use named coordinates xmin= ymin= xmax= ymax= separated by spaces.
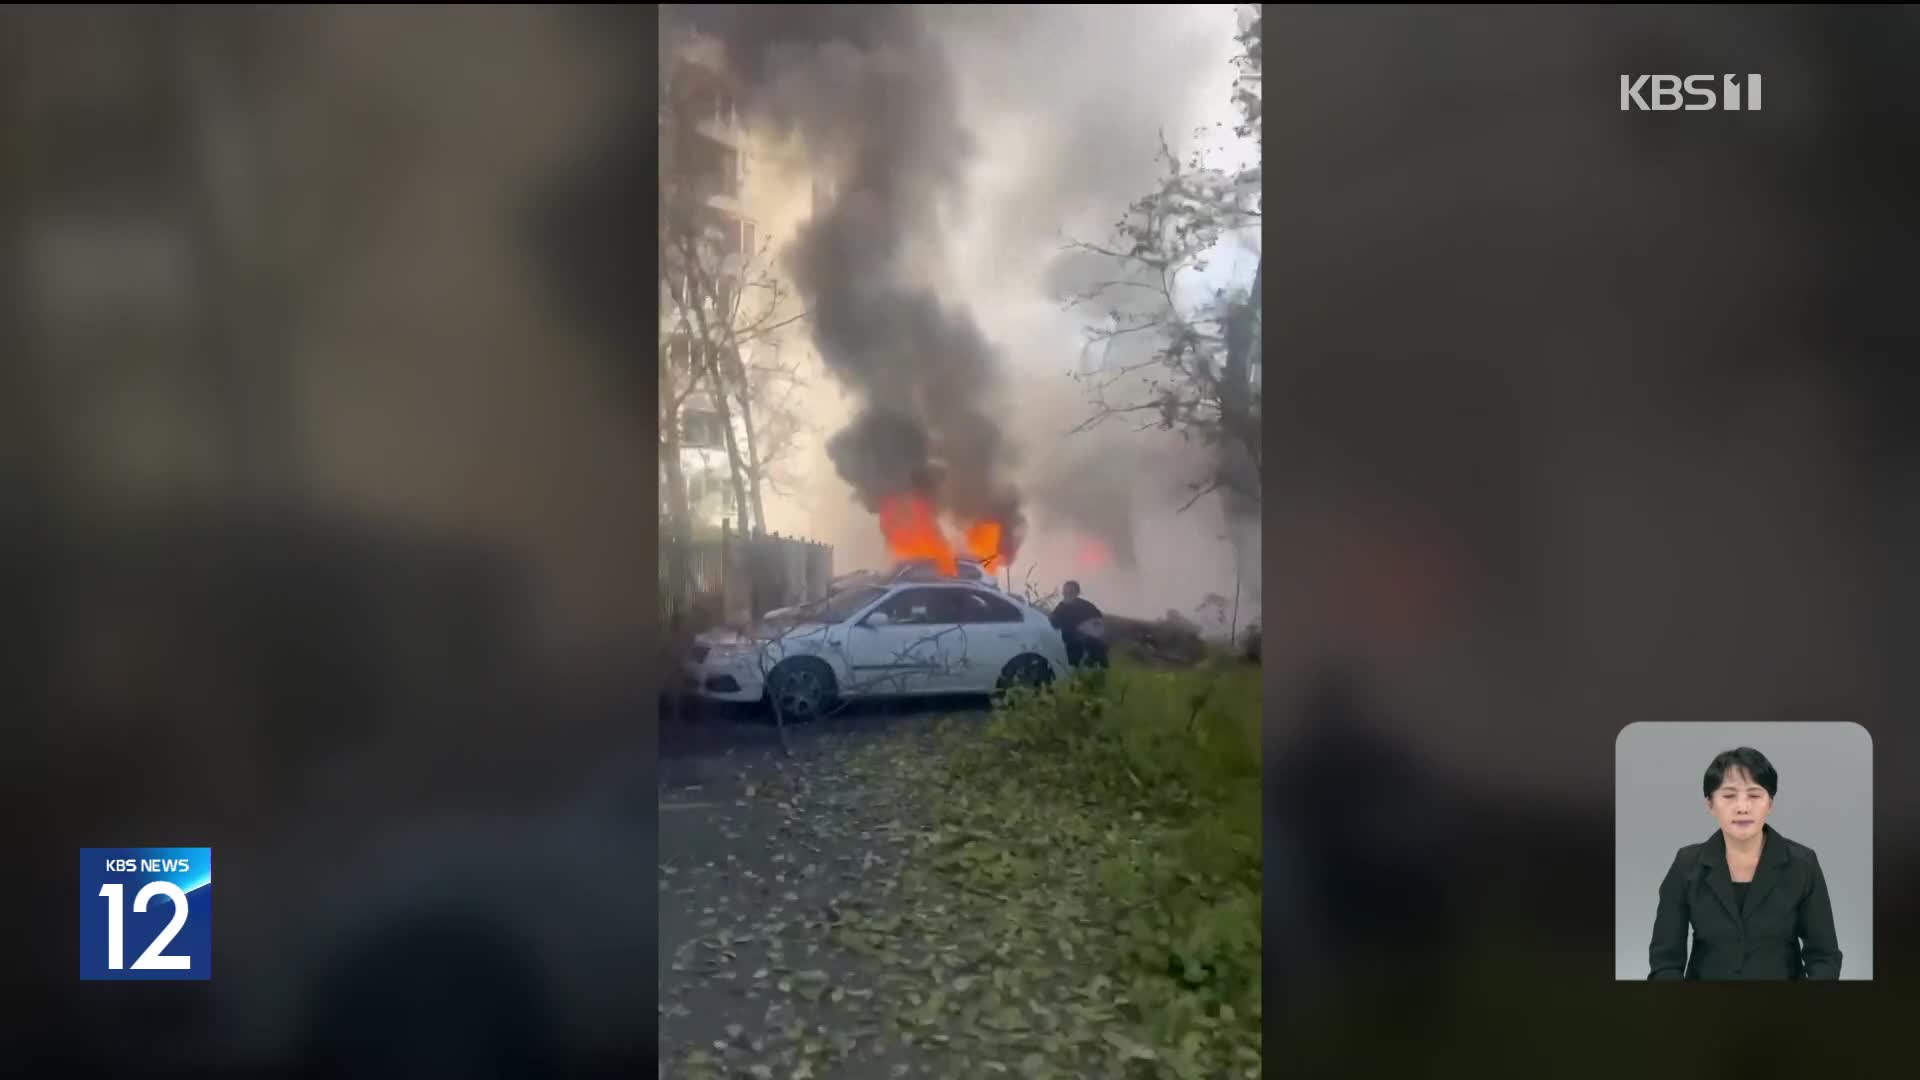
xmin=844 ymin=587 xmax=963 ymax=697
xmin=936 ymin=588 xmax=1031 ymax=693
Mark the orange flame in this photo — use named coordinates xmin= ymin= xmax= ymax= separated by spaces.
xmin=964 ymin=520 xmax=1003 ymax=571
xmin=878 ymin=496 xmax=1013 ymax=577
xmin=1074 ymin=535 xmax=1112 ymax=572
xmin=879 ymin=495 xmax=957 ymax=576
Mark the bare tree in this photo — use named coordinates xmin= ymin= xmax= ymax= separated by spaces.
xmin=659 ymin=47 xmax=811 ymax=538
xmin=737 ymin=339 xmax=811 ymax=507
xmin=660 ymin=233 xmax=749 ymax=531
xmin=1061 ymin=5 xmax=1262 ymax=514
xmin=658 ymin=332 xmax=706 ymax=614
xmin=662 ymin=234 xmax=811 ymax=536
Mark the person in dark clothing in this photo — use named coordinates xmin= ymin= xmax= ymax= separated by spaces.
xmin=1049 ymin=580 xmax=1108 ymax=668
xmin=1646 ymin=747 xmax=1843 ymax=980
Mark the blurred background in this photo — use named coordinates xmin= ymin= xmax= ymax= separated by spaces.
xmin=1264 ymin=4 xmax=1920 ymax=1071
xmin=3 ymin=7 xmax=657 ymax=1073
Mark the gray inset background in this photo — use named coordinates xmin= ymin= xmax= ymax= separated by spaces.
xmin=1614 ymin=722 xmax=1873 ymax=980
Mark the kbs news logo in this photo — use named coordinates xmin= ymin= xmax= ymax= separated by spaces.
xmin=80 ymin=848 xmax=212 ymax=980
xmin=1620 ymin=74 xmax=1762 ymax=111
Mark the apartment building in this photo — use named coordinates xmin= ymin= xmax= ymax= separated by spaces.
xmin=660 ymin=29 xmax=822 ymax=536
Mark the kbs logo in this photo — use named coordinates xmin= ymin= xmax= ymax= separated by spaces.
xmin=1620 ymin=74 xmax=1763 ymax=111
xmin=80 ymin=848 xmax=212 ymax=980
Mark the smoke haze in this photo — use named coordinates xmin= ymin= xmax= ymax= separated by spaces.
xmin=1262 ymin=10 xmax=1920 ymax=1063
xmin=936 ymin=4 xmax=1256 ymax=620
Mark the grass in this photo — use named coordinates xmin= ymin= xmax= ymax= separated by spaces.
xmin=831 ymin=655 xmax=1264 ymax=1078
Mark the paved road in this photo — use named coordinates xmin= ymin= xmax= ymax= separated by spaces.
xmin=657 ymin=698 xmax=992 ymax=1080
xmin=659 ymin=694 xmax=990 ymax=783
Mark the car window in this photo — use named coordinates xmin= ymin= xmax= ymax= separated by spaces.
xmin=792 ymin=586 xmax=888 ymax=624
xmin=954 ymin=589 xmax=1023 ymax=624
xmin=927 ymin=590 xmax=978 ymax=623
xmin=875 ymin=587 xmax=954 ymax=625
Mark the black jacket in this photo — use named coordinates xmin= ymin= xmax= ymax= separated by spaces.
xmin=1049 ymin=597 xmax=1102 ymax=639
xmin=1647 ymin=824 xmax=1842 ymax=980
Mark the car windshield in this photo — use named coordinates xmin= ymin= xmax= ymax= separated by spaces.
xmin=785 ymin=586 xmax=887 ymax=625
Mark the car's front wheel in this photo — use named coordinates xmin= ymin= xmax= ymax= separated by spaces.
xmin=765 ymin=658 xmax=837 ymax=723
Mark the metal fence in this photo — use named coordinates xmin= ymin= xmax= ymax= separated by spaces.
xmin=662 ymin=521 xmax=833 ymax=628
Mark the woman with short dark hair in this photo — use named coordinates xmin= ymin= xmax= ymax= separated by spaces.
xmin=1647 ymin=747 xmax=1843 ymax=979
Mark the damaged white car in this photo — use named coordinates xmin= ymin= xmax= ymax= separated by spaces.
xmin=684 ymin=576 xmax=1068 ymax=720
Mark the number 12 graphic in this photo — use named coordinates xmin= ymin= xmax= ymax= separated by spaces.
xmin=80 ymin=848 xmax=212 ymax=980
xmin=97 ymin=883 xmax=193 ymax=970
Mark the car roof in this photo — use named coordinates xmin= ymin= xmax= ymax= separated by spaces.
xmin=874 ymin=581 xmax=1034 ymax=610
xmin=834 ymin=558 xmax=1005 ymax=590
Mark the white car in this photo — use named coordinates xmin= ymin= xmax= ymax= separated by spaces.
xmin=684 ymin=580 xmax=1069 ymax=719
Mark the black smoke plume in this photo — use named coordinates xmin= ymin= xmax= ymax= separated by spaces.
xmin=670 ymin=5 xmax=1026 ymax=557
xmin=823 ymin=407 xmax=939 ymax=510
